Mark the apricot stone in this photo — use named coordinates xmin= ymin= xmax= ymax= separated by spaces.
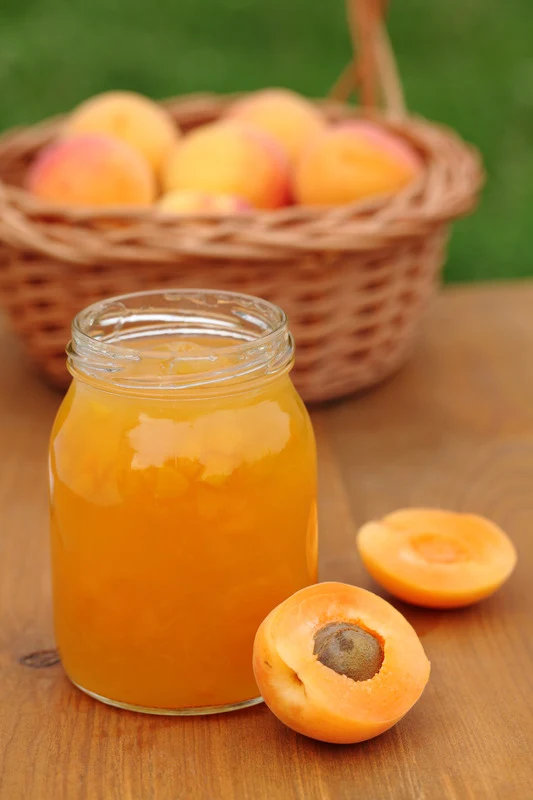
xmin=357 ymin=508 xmax=517 ymax=608
xmin=227 ymin=88 xmax=326 ymax=165
xmin=253 ymin=582 xmax=430 ymax=744
xmin=162 ymin=122 xmax=290 ymax=210
xmin=64 ymin=91 xmax=178 ymax=175
xmin=313 ymin=622 xmax=384 ymax=682
xmin=157 ymin=189 xmax=250 ymax=215
xmin=26 ymin=134 xmax=156 ymax=208
xmin=294 ymin=120 xmax=422 ymax=206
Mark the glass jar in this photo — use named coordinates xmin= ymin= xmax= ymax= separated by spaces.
xmin=49 ymin=289 xmax=317 ymax=715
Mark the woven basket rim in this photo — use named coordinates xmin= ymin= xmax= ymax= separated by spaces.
xmin=0 ymin=92 xmax=484 ymax=265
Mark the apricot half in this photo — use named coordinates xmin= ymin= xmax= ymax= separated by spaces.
xmin=357 ymin=509 xmax=517 ymax=609
xmin=253 ymin=582 xmax=430 ymax=744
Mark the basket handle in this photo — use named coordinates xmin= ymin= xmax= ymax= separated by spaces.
xmin=330 ymin=0 xmax=406 ymax=118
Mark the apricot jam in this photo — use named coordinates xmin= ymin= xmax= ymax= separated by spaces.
xmin=49 ymin=290 xmax=317 ymax=714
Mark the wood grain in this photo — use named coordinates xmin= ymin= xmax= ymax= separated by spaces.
xmin=1 ymin=283 xmax=532 ymax=800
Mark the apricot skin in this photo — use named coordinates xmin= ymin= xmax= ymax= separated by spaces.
xmin=157 ymin=189 xmax=250 ymax=215
xmin=64 ymin=90 xmax=178 ymax=175
xmin=162 ymin=122 xmax=290 ymax=210
xmin=357 ymin=509 xmax=517 ymax=609
xmin=26 ymin=134 xmax=156 ymax=208
xmin=294 ymin=120 xmax=422 ymax=206
xmin=253 ymin=582 xmax=430 ymax=744
xmin=227 ymin=88 xmax=326 ymax=166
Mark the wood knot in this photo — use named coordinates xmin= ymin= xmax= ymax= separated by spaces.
xmin=19 ymin=649 xmax=60 ymax=668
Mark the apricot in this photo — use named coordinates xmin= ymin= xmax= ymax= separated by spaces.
xmin=64 ymin=90 xmax=178 ymax=175
xmin=253 ymin=582 xmax=430 ymax=744
xmin=156 ymin=189 xmax=250 ymax=215
xmin=27 ymin=134 xmax=156 ymax=208
xmin=162 ymin=122 xmax=290 ymax=210
xmin=227 ymin=88 xmax=326 ymax=166
xmin=293 ymin=120 xmax=422 ymax=206
xmin=357 ymin=509 xmax=517 ymax=609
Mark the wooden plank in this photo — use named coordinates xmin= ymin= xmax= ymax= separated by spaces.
xmin=1 ymin=283 xmax=532 ymax=800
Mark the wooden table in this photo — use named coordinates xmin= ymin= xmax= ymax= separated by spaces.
xmin=1 ymin=283 xmax=532 ymax=800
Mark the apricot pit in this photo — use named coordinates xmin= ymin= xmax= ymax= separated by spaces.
xmin=313 ymin=622 xmax=384 ymax=682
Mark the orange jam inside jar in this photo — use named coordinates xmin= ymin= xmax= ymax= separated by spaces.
xmin=49 ymin=289 xmax=317 ymax=714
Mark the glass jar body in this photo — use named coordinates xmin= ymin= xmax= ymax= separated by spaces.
xmin=50 ymin=367 xmax=317 ymax=713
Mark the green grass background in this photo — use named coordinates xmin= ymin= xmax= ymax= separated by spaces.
xmin=1 ymin=0 xmax=531 ymax=282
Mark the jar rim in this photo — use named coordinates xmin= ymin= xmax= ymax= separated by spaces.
xmin=68 ymin=288 xmax=295 ymax=395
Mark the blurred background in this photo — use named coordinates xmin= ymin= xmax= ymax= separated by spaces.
xmin=1 ymin=0 xmax=531 ymax=282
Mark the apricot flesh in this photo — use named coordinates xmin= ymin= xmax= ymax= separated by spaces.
xmin=357 ymin=509 xmax=517 ymax=609
xmin=253 ymin=582 xmax=430 ymax=744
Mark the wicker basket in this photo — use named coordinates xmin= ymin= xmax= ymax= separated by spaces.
xmin=0 ymin=0 xmax=483 ymax=403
